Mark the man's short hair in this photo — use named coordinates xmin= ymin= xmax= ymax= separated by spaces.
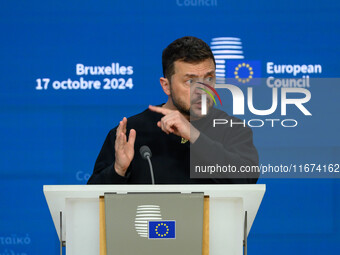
xmin=162 ymin=36 xmax=216 ymax=80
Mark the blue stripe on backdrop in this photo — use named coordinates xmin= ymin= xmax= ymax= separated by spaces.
xmin=0 ymin=0 xmax=339 ymax=254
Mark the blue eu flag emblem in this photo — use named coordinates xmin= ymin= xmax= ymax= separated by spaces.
xmin=225 ymin=60 xmax=261 ymax=85
xmin=148 ymin=221 xmax=176 ymax=239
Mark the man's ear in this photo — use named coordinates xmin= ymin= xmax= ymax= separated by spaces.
xmin=160 ymin=77 xmax=171 ymax=96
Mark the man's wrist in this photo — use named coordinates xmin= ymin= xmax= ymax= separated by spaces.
xmin=114 ymin=163 xmax=127 ymax=177
xmin=190 ymin=127 xmax=200 ymax=144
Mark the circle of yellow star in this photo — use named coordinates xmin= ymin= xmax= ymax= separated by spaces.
xmin=234 ymin=63 xmax=254 ymax=83
xmin=155 ymin=223 xmax=169 ymax=237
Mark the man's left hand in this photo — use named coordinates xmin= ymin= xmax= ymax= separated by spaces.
xmin=148 ymin=105 xmax=200 ymax=143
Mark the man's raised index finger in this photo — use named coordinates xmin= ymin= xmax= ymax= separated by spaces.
xmin=148 ymin=105 xmax=172 ymax=115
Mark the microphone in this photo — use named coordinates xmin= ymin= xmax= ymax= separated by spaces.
xmin=139 ymin=145 xmax=155 ymax=184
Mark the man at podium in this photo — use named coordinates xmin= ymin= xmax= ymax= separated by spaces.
xmin=88 ymin=36 xmax=259 ymax=185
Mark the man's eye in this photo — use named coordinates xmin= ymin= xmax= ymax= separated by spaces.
xmin=186 ymin=79 xmax=193 ymax=85
xmin=205 ymin=77 xmax=213 ymax=82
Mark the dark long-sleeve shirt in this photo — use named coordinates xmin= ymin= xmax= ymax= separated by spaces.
xmin=88 ymin=106 xmax=259 ymax=184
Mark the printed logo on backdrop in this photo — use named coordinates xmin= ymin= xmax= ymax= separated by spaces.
xmin=205 ymin=37 xmax=324 ymax=128
xmin=0 ymin=233 xmax=31 ymax=255
xmin=210 ymin=37 xmax=261 ymax=85
xmin=176 ymin=0 xmax=217 ymax=7
xmin=210 ymin=37 xmax=322 ymax=88
xmin=35 ymin=62 xmax=134 ymax=91
xmin=134 ymin=205 xmax=176 ymax=239
xmin=75 ymin=171 xmax=91 ymax=183
xmin=266 ymin=62 xmax=321 ymax=88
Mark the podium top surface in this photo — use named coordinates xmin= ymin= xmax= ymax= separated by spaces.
xmin=44 ymin=184 xmax=265 ymax=195
xmin=43 ymin=184 xmax=265 ymax=241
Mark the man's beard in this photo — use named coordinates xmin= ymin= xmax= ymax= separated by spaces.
xmin=170 ymin=84 xmax=212 ymax=119
xmin=170 ymin=85 xmax=190 ymax=116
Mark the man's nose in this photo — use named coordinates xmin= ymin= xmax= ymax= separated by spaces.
xmin=194 ymin=82 xmax=207 ymax=94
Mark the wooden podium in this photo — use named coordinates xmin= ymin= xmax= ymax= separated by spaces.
xmin=44 ymin=185 xmax=265 ymax=255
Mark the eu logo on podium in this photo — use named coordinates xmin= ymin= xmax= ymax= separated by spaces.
xmin=148 ymin=221 xmax=176 ymax=239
